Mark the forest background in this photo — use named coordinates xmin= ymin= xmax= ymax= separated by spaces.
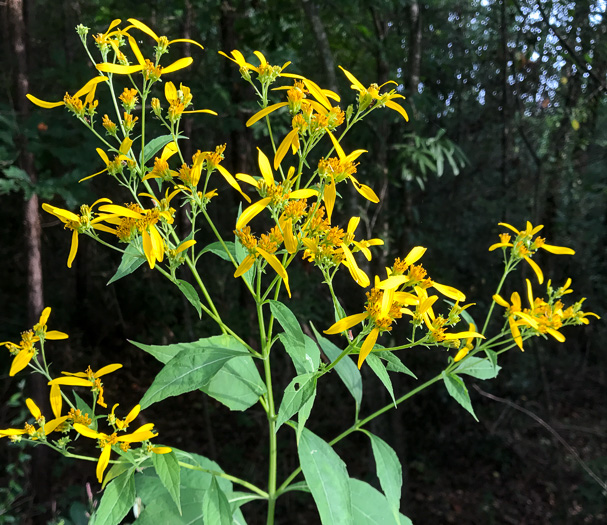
xmin=0 ymin=0 xmax=606 ymax=523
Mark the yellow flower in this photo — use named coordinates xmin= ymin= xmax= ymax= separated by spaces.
xmin=493 ymin=290 xmax=539 ymax=350
xmin=1 ymin=307 xmax=68 ymax=376
xmin=26 ymin=76 xmax=108 ymax=110
xmin=219 ymin=49 xmax=301 ymax=84
xmin=0 ymin=398 xmax=68 ymax=441
xmin=42 ymin=198 xmax=114 ymax=267
xmin=49 ymin=364 xmax=123 ymax=408
xmin=489 ymin=221 xmax=575 ymax=284
xmin=98 ymin=203 xmax=175 ymax=269
xmin=453 ymin=323 xmax=478 ymax=362
xmin=74 ymin=420 xmax=158 ymax=483
xmin=125 ymin=18 xmax=204 ymax=52
xmin=339 ymin=66 xmax=409 ymax=121
xmin=235 ymin=149 xmax=318 ymax=230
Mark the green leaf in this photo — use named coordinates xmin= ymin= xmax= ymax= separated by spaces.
xmin=442 ymin=372 xmax=478 ymax=421
xmin=456 ymin=356 xmax=501 ymax=380
xmin=200 ymin=241 xmax=236 ymax=262
xmin=276 ymin=372 xmax=317 ymax=432
xmin=349 ymin=478 xmax=411 ymax=525
xmin=176 ymin=279 xmax=202 ymax=318
xmin=135 ymin=450 xmax=233 ymax=525
xmin=101 ymin=459 xmax=132 ymax=490
xmin=365 ymin=353 xmax=396 ymax=406
xmin=153 ymin=450 xmax=181 ymax=514
xmin=200 ymin=355 xmax=266 ymax=411
xmin=298 ymin=428 xmax=353 ymax=525
xmin=380 ymin=351 xmax=417 ymax=379
xmin=362 ymin=431 xmax=402 ymax=523
xmin=310 ymin=323 xmax=362 ymax=412
xmin=269 ymin=300 xmax=305 ymax=346
xmin=107 ymin=242 xmax=145 ymax=285
xmin=139 ymin=344 xmax=249 ymax=409
xmin=90 ymin=470 xmax=135 ymax=525
xmin=297 ymin=389 xmax=316 ymax=445
xmin=202 ymin=477 xmax=232 ymax=525
xmin=143 ymin=134 xmax=186 ymax=164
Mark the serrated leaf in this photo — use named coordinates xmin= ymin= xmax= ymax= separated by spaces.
xmin=363 ymin=431 xmax=402 ymax=523
xmin=153 ymin=450 xmax=181 ymax=514
xmin=200 ymin=241 xmax=236 ymax=262
xmin=101 ymin=460 xmax=132 ymax=490
xmin=203 ymin=477 xmax=232 ymax=525
xmin=365 ymin=353 xmax=396 ymax=406
xmin=276 ymin=372 xmax=317 ymax=431
xmin=107 ymin=242 xmax=145 ymax=285
xmin=298 ymin=428 xmax=353 ymax=525
xmin=176 ymin=279 xmax=202 ymax=318
xmin=442 ymin=372 xmax=478 ymax=421
xmin=200 ymin=355 xmax=266 ymax=411
xmin=139 ymin=345 xmax=249 ymax=409
xmin=456 ymin=356 xmax=501 ymax=379
xmin=90 ymin=470 xmax=135 ymax=525
xmin=143 ymin=134 xmax=185 ymax=163
xmin=380 ymin=351 xmax=417 ymax=379
xmin=310 ymin=323 xmax=362 ymax=412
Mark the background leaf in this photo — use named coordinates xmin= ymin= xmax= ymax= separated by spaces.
xmin=298 ymin=428 xmax=353 ymax=525
xmin=442 ymin=372 xmax=478 ymax=421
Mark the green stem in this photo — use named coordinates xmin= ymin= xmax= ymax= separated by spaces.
xmin=276 ymin=373 xmax=442 ymax=495
xmin=178 ymin=462 xmax=269 ymax=499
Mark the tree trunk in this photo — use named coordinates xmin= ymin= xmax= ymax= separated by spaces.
xmin=8 ymin=0 xmax=49 ymax=519
xmin=301 ymin=0 xmax=338 ymax=92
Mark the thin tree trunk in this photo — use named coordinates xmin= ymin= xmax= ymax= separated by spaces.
xmin=301 ymin=0 xmax=337 ymax=92
xmin=8 ymin=0 xmax=49 ymax=519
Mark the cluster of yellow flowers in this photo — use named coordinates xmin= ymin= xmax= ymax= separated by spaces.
xmin=0 ymin=308 xmax=169 ymax=483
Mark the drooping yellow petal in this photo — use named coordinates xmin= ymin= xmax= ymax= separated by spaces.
xmin=246 ymin=102 xmax=288 ymax=127
xmin=127 ymin=35 xmax=146 ymax=66
xmin=432 ymin=282 xmax=466 ymax=302
xmin=257 ymin=148 xmax=275 ymax=186
xmin=127 ymin=18 xmax=160 ymax=41
xmin=340 ymin=243 xmax=370 ymax=287
xmin=96 ymin=63 xmax=144 ymax=75
xmin=509 ymin=317 xmax=524 ymax=350
xmin=235 ymin=197 xmax=272 ymax=230
xmin=274 ymin=129 xmax=299 ymax=169
xmin=351 ymin=178 xmax=379 ymax=203
xmin=73 ymin=423 xmax=102 ymax=439
xmin=492 ymin=294 xmax=510 ymax=308
xmin=497 ymin=222 xmax=520 ymax=235
xmin=324 ymin=176 xmax=336 ymax=223
xmin=385 ymin=100 xmax=409 ymax=121
xmin=50 ymin=383 xmax=62 ymax=419
xmin=26 ymin=398 xmax=42 ymax=420
xmin=96 ymin=363 xmax=123 ymax=377
xmin=162 ymin=57 xmax=194 ymax=74
xmin=358 ymin=328 xmax=379 ymax=369
xmin=175 ymin=239 xmax=197 ymax=254
xmin=167 ymin=38 xmax=204 ymax=51
xmin=73 ymin=76 xmax=110 ymax=99
xmin=119 ymin=137 xmax=133 ymax=155
xmin=216 ymin=164 xmax=251 ymax=203
xmin=10 ymin=348 xmax=34 ymax=376
xmin=546 ymin=328 xmax=566 ymax=342
xmin=338 ymin=66 xmax=366 ymax=92
xmin=404 ymin=246 xmax=427 ymax=266
xmin=488 ymin=242 xmax=513 ymax=251
xmin=324 ymin=312 xmax=369 ymax=335
xmin=45 ymin=330 xmax=69 ymax=340
xmin=234 ymin=254 xmax=256 ymax=278
xmin=303 ymin=78 xmax=332 ymax=110
xmin=97 ymin=445 xmax=112 ymax=483
xmin=26 ymin=94 xmax=64 ymax=108
xmin=327 ymin=130 xmax=346 ymax=160
xmin=442 ymin=331 xmax=485 ymax=340
xmin=67 ymin=230 xmax=78 ymax=268
xmin=257 ymin=247 xmax=291 ymax=298
xmin=43 ymin=415 xmax=68 ymax=435
xmin=540 ymin=243 xmax=575 ymax=255
xmin=47 ymin=377 xmax=91 ymax=387
xmin=524 ymin=256 xmax=544 ymax=284
xmin=142 ymin=229 xmax=155 ymax=268
xmin=283 ymin=218 xmax=297 ymax=254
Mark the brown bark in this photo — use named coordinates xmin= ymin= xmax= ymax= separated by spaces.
xmin=408 ymin=0 xmax=422 ymax=96
xmin=8 ymin=0 xmax=49 ymax=518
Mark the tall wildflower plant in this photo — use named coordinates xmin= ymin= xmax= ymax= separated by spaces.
xmin=2 ymin=19 xmax=599 ymax=525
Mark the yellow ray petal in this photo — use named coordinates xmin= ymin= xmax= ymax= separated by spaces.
xmin=127 ymin=18 xmax=159 ymax=41
xmin=216 ymin=164 xmax=251 ymax=203
xmin=358 ymin=328 xmax=379 ymax=369
xmin=246 ymin=102 xmax=288 ymax=127
xmin=162 ymin=57 xmax=194 ymax=74
xmin=274 ymin=129 xmax=299 ymax=169
xmin=524 ymin=256 xmax=544 ymax=284
xmin=257 ymin=247 xmax=291 ymax=298
xmin=324 ymin=312 xmax=369 ymax=334
xmin=338 ymin=66 xmax=366 ymax=91
xmin=50 ymin=383 xmax=62 ymax=418
xmin=26 ymin=94 xmax=64 ymax=108
xmin=385 ymin=99 xmax=409 ymax=121
xmin=96 ymin=63 xmax=144 ymax=74
xmin=327 ymin=130 xmax=346 ymax=160
xmin=235 ymin=197 xmax=272 ymax=230
xmin=167 ymin=38 xmax=204 ymax=51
